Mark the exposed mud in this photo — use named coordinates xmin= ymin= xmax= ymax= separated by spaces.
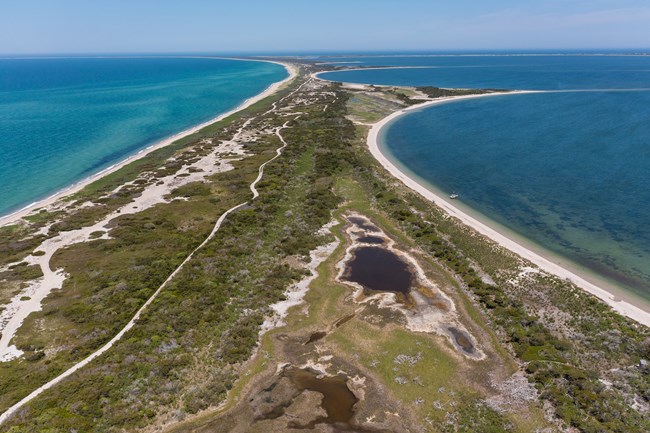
xmin=305 ymin=331 xmax=327 ymax=345
xmin=250 ymin=365 xmax=396 ymax=433
xmin=447 ymin=326 xmax=476 ymax=355
xmin=347 ymin=216 xmax=379 ymax=232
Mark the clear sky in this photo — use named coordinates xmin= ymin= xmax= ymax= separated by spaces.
xmin=1 ymin=0 xmax=649 ymax=54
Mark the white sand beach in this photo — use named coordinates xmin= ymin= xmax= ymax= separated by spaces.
xmin=366 ymin=93 xmax=650 ymax=328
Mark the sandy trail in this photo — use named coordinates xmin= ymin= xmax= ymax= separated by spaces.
xmin=0 ymin=75 xmax=309 ymax=425
xmin=0 ymin=137 xmax=247 ymax=361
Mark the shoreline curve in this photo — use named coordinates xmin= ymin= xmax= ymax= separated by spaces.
xmin=366 ymin=93 xmax=650 ymax=328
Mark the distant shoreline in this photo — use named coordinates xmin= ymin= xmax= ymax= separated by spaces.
xmin=308 ymin=52 xmax=650 ymax=59
xmin=0 ymin=59 xmax=297 ymax=227
xmin=366 ymin=93 xmax=650 ymax=327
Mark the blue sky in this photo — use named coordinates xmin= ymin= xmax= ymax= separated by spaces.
xmin=1 ymin=0 xmax=649 ymax=54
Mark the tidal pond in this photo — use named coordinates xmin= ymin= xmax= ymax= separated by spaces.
xmin=447 ymin=327 xmax=475 ymax=355
xmin=347 ymin=216 xmax=379 ymax=232
xmin=343 ymin=246 xmax=413 ymax=294
xmin=284 ymin=368 xmax=358 ymax=426
xmin=358 ymin=235 xmax=385 ymax=244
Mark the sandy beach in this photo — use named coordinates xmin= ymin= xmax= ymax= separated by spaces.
xmin=366 ymin=93 xmax=650 ymax=328
xmin=0 ymin=59 xmax=297 ymax=228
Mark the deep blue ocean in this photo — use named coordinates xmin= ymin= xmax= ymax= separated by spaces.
xmin=0 ymin=57 xmax=287 ymax=217
xmin=321 ymin=55 xmax=650 ymax=302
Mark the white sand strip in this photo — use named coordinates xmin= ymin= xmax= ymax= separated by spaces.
xmin=0 ymin=138 xmax=248 ymax=361
xmin=366 ymin=94 xmax=650 ymax=328
xmin=260 ymin=219 xmax=339 ymax=334
xmin=313 ymin=66 xmax=433 ymax=78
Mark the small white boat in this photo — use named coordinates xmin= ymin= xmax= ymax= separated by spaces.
xmin=449 ymin=193 xmax=459 ymax=199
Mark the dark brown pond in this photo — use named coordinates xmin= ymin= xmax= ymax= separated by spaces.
xmin=335 ymin=313 xmax=355 ymax=328
xmin=447 ymin=327 xmax=475 ymax=354
xmin=344 ymin=247 xmax=413 ymax=294
xmin=284 ymin=368 xmax=359 ymax=428
xmin=358 ymin=235 xmax=385 ymax=244
xmin=348 ymin=216 xmax=379 ymax=232
xmin=255 ymin=366 xmax=393 ymax=432
xmin=305 ymin=331 xmax=327 ymax=345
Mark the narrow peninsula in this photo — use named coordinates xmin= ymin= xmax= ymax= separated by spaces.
xmin=0 ymin=60 xmax=648 ymax=433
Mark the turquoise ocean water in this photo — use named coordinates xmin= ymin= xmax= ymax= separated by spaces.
xmin=0 ymin=57 xmax=287 ymax=217
xmin=320 ymin=55 xmax=650 ymax=302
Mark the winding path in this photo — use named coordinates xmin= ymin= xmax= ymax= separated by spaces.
xmin=0 ymin=78 xmax=309 ymax=425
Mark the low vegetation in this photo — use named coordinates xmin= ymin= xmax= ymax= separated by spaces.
xmin=416 ymin=86 xmax=506 ymax=98
xmin=1 ymin=68 xmax=648 ymax=433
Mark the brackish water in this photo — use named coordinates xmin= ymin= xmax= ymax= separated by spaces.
xmin=447 ymin=327 xmax=475 ymax=355
xmin=344 ymin=246 xmax=413 ymax=294
xmin=357 ymin=235 xmax=385 ymax=244
xmin=283 ymin=368 xmax=358 ymax=427
xmin=321 ymin=55 xmax=650 ymax=302
xmin=0 ymin=57 xmax=287 ymax=217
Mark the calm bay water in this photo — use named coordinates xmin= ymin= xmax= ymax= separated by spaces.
xmin=318 ymin=55 xmax=650 ymax=90
xmin=0 ymin=57 xmax=287 ymax=216
xmin=321 ymin=55 xmax=650 ymax=301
